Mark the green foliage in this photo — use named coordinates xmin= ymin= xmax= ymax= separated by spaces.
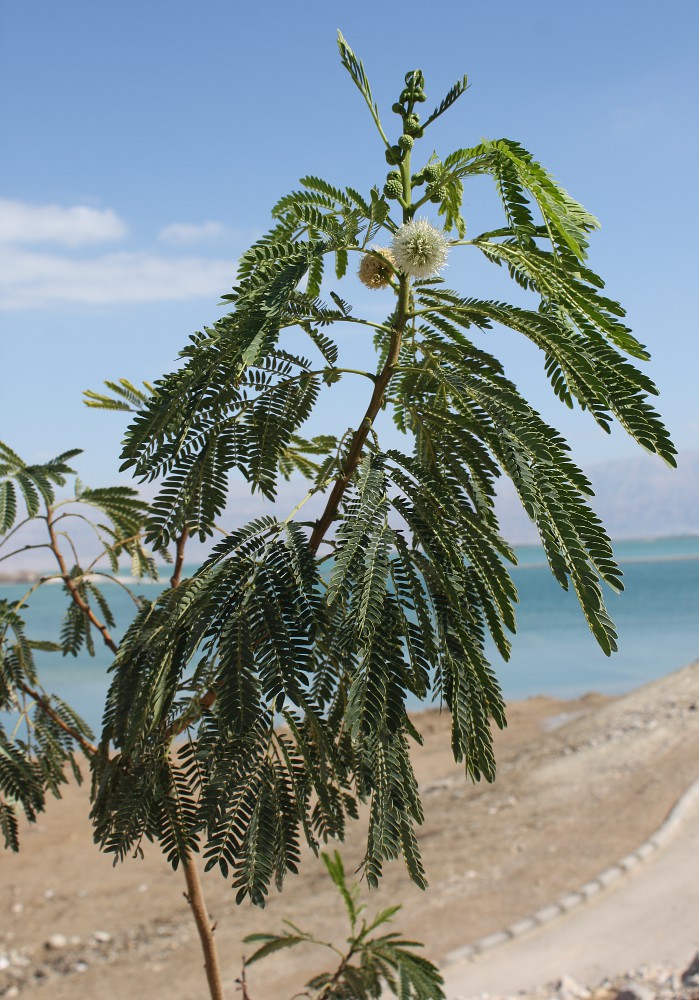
xmin=243 ymin=851 xmax=445 ymax=999
xmin=83 ymin=378 xmax=154 ymax=412
xmin=0 ymin=443 xmax=159 ymax=849
xmin=0 ymin=600 xmax=93 ymax=850
xmin=0 ymin=441 xmax=80 ymax=530
xmin=85 ymin=34 xmax=676 ymax=905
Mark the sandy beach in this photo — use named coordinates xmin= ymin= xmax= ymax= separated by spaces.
xmin=2 ymin=660 xmax=699 ymax=999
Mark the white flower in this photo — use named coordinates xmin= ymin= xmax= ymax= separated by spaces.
xmin=391 ymin=219 xmax=449 ymax=278
xmin=357 ymin=246 xmax=395 ymax=289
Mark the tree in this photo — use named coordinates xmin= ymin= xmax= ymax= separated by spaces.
xmin=0 ymin=32 xmax=674 ymax=999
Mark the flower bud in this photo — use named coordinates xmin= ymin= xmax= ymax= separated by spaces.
xmin=404 ymin=114 xmax=422 ymax=137
xmin=383 ymin=178 xmax=404 ymax=200
xmin=398 ymin=134 xmax=414 ymax=151
xmin=392 ymin=102 xmax=404 ymax=115
xmin=423 ymin=163 xmax=441 ymax=183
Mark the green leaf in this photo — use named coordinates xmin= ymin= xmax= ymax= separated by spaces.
xmin=243 ymin=933 xmax=308 ymax=966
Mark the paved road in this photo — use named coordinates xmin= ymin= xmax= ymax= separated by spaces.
xmin=442 ymin=784 xmax=699 ymax=998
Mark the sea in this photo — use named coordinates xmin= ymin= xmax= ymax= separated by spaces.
xmin=3 ymin=536 xmax=698 ymax=734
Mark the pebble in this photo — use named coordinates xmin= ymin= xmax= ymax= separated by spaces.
xmin=93 ymin=930 xmax=112 ymax=944
xmin=557 ymin=973 xmax=590 ymax=998
xmin=46 ymin=933 xmax=68 ymax=950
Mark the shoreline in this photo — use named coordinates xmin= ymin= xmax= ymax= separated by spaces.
xmin=3 ymin=532 xmax=699 ymax=584
xmin=2 ymin=661 xmax=699 ymax=998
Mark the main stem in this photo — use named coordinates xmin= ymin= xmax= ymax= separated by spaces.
xmin=155 ymin=146 xmax=414 ymax=1000
xmin=169 ymin=531 xmax=226 ymax=1000
xmin=183 ymin=854 xmax=225 ymax=1000
xmin=309 ymin=147 xmax=413 ymax=555
xmin=308 ymin=287 xmax=408 ymax=554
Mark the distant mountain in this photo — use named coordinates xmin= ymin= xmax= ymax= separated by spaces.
xmin=495 ymin=450 xmax=699 ymax=544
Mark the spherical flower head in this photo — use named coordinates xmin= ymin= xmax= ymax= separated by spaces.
xmin=358 ymin=247 xmax=396 ymax=290
xmin=391 ymin=219 xmax=449 ymax=279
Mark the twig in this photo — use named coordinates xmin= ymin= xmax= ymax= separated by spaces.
xmin=236 ymin=960 xmax=253 ymax=1000
xmin=18 ymin=682 xmax=98 ymax=756
xmin=47 ymin=510 xmax=118 ymax=655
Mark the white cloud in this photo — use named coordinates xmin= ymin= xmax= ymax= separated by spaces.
xmin=158 ymin=221 xmax=226 ymax=245
xmin=0 ymin=199 xmax=127 ymax=246
xmin=0 ymin=247 xmax=234 ymax=310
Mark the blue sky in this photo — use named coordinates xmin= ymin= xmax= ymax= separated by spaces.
xmin=2 ymin=0 xmax=698 ymax=508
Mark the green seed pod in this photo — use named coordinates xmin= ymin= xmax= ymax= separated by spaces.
xmin=398 ymin=134 xmax=414 ymax=151
xmin=383 ymin=178 xmax=404 ymax=200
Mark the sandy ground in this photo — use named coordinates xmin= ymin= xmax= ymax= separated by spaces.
xmin=2 ymin=660 xmax=699 ymax=999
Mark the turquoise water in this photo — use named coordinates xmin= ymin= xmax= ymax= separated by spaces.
xmin=3 ymin=536 xmax=698 ymax=733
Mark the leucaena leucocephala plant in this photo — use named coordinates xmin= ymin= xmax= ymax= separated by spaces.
xmin=0 ymin=31 xmax=674 ymax=1000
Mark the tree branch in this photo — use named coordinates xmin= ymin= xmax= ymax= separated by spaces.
xmin=18 ymin=682 xmax=98 ymax=756
xmin=170 ymin=527 xmax=189 ymax=589
xmin=46 ymin=510 xmax=118 ymax=656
